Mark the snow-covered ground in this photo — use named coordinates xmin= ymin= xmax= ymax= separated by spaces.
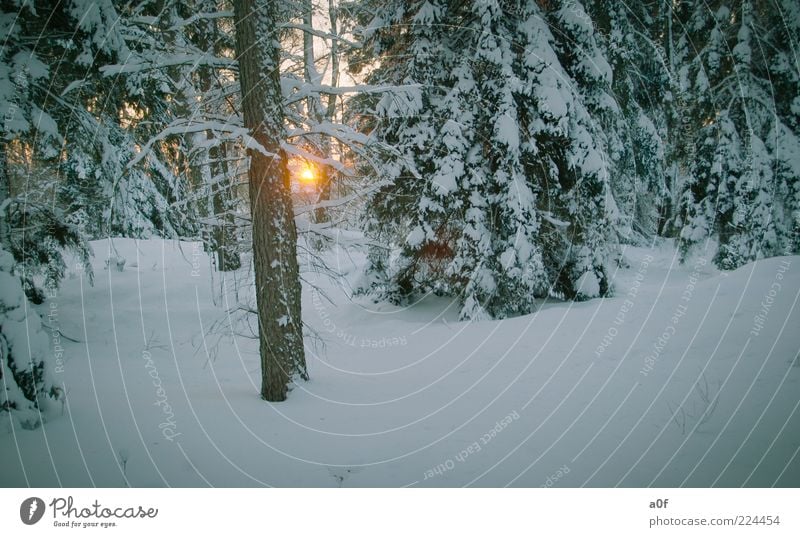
xmin=1 ymin=237 xmax=798 ymax=487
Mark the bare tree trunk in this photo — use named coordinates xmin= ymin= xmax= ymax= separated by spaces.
xmin=302 ymin=0 xmax=341 ymax=225
xmin=302 ymin=0 xmax=327 ymax=224
xmin=195 ymin=1 xmax=241 ymax=271
xmin=233 ymin=0 xmax=307 ymax=401
xmin=209 ymin=140 xmax=241 ymax=271
xmin=0 ymin=141 xmax=9 ymax=247
xmin=313 ymin=0 xmax=340 ymax=224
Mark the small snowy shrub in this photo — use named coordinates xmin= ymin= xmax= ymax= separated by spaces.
xmin=0 ymin=248 xmax=60 ymax=429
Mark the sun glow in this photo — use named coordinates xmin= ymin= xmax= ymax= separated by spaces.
xmin=299 ymin=166 xmax=316 ymax=184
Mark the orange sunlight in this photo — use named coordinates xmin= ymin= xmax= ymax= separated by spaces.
xmin=298 ymin=165 xmax=316 ymax=185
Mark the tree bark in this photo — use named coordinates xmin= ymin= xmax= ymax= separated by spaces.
xmin=233 ymin=0 xmax=307 ymax=401
xmin=194 ymin=1 xmax=241 ymax=271
xmin=302 ymin=0 xmax=329 ymax=225
xmin=209 ymin=140 xmax=241 ymax=271
xmin=0 ymin=141 xmax=10 ymax=247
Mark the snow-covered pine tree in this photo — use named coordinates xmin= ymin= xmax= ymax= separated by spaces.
xmin=761 ymin=0 xmax=800 ymax=255
xmin=676 ymin=0 xmax=799 ymax=268
xmin=1 ymin=0 xmax=195 ymax=246
xmin=446 ymin=0 xmax=546 ymax=319
xmin=0 ymin=247 xmax=60 ymax=429
xmin=585 ymin=0 xmax=668 ymax=240
xmin=80 ymin=0 xmax=233 ymax=247
xmin=537 ymin=0 xmax=616 ymax=298
xmin=0 ymin=4 xmax=81 ymax=429
xmin=352 ymin=0 xmax=620 ymax=318
xmin=0 ymin=0 xmax=94 ymax=302
xmin=348 ymin=0 xmax=461 ymax=303
xmin=674 ymin=2 xmax=738 ymax=260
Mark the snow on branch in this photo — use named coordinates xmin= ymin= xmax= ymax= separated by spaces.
xmin=169 ymin=11 xmax=235 ymax=30
xmin=100 ymin=54 xmax=235 ymax=76
xmin=286 ymin=121 xmax=371 ymax=146
xmin=284 ymin=83 xmax=421 ymax=106
xmin=129 ymin=120 xmax=274 ymax=169
xmin=293 ymin=180 xmax=392 ymax=217
xmin=281 ymin=142 xmax=353 ymax=173
xmin=278 ymin=22 xmax=362 ymax=49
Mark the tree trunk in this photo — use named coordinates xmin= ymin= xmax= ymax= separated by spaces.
xmin=233 ymin=0 xmax=307 ymax=401
xmin=209 ymin=140 xmax=241 ymax=271
xmin=312 ymin=0 xmax=342 ymax=225
xmin=302 ymin=0 xmax=330 ymax=225
xmin=195 ymin=2 xmax=241 ymax=271
xmin=0 ymin=140 xmax=10 ymax=247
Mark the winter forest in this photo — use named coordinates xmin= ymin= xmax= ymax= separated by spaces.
xmin=1 ymin=0 xmax=799 ymax=488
